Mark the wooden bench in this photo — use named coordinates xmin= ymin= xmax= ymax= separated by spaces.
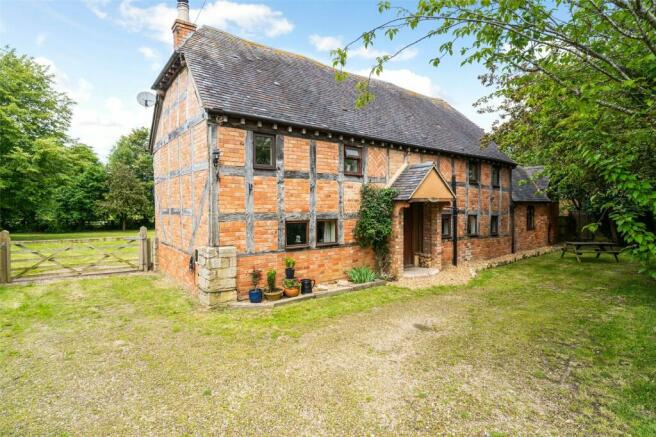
xmin=561 ymin=241 xmax=622 ymax=263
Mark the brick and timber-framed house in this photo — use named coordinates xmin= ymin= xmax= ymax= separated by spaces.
xmin=149 ymin=0 xmax=558 ymax=304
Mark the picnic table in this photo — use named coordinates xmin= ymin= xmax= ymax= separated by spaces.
xmin=561 ymin=241 xmax=623 ymax=263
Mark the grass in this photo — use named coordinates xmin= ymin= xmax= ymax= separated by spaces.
xmin=10 ymin=229 xmax=148 ymax=241
xmin=0 ymin=253 xmax=654 ymax=435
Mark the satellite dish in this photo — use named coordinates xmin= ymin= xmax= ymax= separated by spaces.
xmin=137 ymin=91 xmax=156 ymax=108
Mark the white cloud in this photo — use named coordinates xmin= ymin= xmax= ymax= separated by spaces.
xmin=115 ymin=0 xmax=293 ymax=44
xmin=138 ymin=46 xmax=158 ymax=60
xmin=84 ymin=0 xmax=110 ymax=19
xmin=310 ymin=34 xmax=418 ymax=62
xmin=309 ymin=34 xmax=343 ymax=52
xmin=70 ymin=96 xmax=152 ymax=159
xmin=354 ymin=68 xmax=443 ymax=98
xmin=33 ymin=57 xmax=150 ymax=159
xmin=36 ymin=33 xmax=47 ymax=46
xmin=35 ymin=57 xmax=93 ymax=104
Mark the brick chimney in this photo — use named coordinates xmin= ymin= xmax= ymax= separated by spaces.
xmin=172 ymin=0 xmax=197 ymax=50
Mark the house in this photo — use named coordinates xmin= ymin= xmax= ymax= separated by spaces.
xmin=149 ymin=0 xmax=558 ymax=304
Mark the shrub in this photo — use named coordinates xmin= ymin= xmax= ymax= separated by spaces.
xmin=346 ymin=266 xmax=377 ymax=284
xmin=250 ymin=269 xmax=262 ymax=289
xmin=282 ymin=278 xmax=299 ymax=289
xmin=266 ymin=269 xmax=277 ymax=291
xmin=354 ymin=184 xmax=397 ymax=274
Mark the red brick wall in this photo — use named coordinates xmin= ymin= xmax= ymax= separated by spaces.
xmin=152 ymin=66 xmax=210 ymax=289
xmin=514 ymin=203 xmax=559 ymax=251
xmin=236 ymin=246 xmax=375 ymax=299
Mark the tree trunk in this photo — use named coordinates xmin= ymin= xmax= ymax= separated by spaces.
xmin=122 ymin=218 xmax=127 ymax=231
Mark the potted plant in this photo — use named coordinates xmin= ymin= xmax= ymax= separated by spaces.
xmin=248 ymin=269 xmax=263 ymax=303
xmin=284 ymin=257 xmax=296 ymax=279
xmin=263 ymin=269 xmax=283 ymax=301
xmin=282 ymin=278 xmax=300 ymax=298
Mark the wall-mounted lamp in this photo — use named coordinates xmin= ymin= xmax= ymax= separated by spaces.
xmin=211 ymin=149 xmax=220 ymax=167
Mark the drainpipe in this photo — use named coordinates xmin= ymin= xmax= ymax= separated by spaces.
xmin=510 ymin=169 xmax=516 ymax=253
xmin=451 ymin=173 xmax=458 ymax=266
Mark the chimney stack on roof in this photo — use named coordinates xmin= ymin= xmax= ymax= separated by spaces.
xmin=172 ymin=0 xmax=197 ymax=50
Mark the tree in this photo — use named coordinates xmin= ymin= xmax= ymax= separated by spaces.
xmin=53 ymin=145 xmax=107 ymax=230
xmin=354 ymin=185 xmax=398 ymax=274
xmin=102 ymin=164 xmax=150 ymax=231
xmin=0 ymin=47 xmax=74 ymax=229
xmin=105 ymin=128 xmax=154 ymax=226
xmin=334 ymin=1 xmax=656 ymax=276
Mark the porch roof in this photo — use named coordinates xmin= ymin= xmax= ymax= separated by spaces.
xmin=390 ymin=163 xmax=455 ymax=202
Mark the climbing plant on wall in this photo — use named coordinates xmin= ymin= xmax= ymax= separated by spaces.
xmin=354 ymin=184 xmax=397 ymax=275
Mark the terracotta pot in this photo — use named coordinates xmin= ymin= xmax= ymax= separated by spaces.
xmin=283 ymin=286 xmax=300 ymax=298
xmin=264 ymin=289 xmax=283 ymax=301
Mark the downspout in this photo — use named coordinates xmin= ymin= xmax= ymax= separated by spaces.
xmin=510 ymin=169 xmax=516 ymax=253
xmin=208 ymin=120 xmax=219 ymax=247
xmin=451 ymin=173 xmax=458 ymax=266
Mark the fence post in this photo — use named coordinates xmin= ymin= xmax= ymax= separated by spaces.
xmin=0 ymin=230 xmax=10 ymax=283
xmin=138 ymin=227 xmax=149 ymax=272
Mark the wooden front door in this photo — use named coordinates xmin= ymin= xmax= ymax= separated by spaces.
xmin=403 ymin=204 xmax=424 ymax=266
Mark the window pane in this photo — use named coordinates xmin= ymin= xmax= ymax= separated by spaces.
xmin=317 ymin=220 xmax=336 ymax=244
xmin=345 ymin=158 xmax=359 ymax=173
xmin=492 ymin=167 xmax=499 ymax=185
xmin=286 ymin=222 xmax=307 ymax=246
xmin=441 ymin=215 xmax=451 ymax=236
xmin=468 ymin=215 xmax=477 ymax=235
xmin=469 ymin=162 xmax=478 ymax=183
xmin=254 ymin=135 xmax=273 ymax=166
xmin=491 ymin=215 xmax=498 ymax=235
xmin=345 ymin=147 xmax=361 ymax=158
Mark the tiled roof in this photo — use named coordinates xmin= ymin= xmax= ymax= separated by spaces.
xmin=391 ymin=163 xmax=436 ymax=200
xmin=512 ymin=166 xmax=551 ymax=202
xmin=163 ymin=26 xmax=515 ymax=164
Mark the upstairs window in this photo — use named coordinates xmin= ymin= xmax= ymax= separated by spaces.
xmin=344 ymin=146 xmax=362 ymax=176
xmin=490 ymin=215 xmax=499 ymax=236
xmin=286 ymin=221 xmax=309 ymax=248
xmin=441 ymin=214 xmax=452 ymax=238
xmin=527 ymin=206 xmax=535 ymax=231
xmin=253 ymin=133 xmax=275 ymax=169
xmin=491 ymin=166 xmax=500 ymax=187
xmin=317 ymin=219 xmax=337 ymax=246
xmin=467 ymin=214 xmax=478 ymax=236
xmin=468 ymin=161 xmax=479 ymax=185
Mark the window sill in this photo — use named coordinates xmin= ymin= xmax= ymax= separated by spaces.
xmin=344 ymin=172 xmax=363 ymax=177
xmin=316 ymin=242 xmax=338 ymax=248
xmin=253 ymin=165 xmax=276 ymax=171
xmin=468 ymin=182 xmax=479 ymax=186
xmin=285 ymin=244 xmax=309 ymax=250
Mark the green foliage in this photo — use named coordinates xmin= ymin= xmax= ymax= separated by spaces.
xmin=346 ymin=266 xmax=377 ymax=283
xmin=0 ymin=47 xmax=74 ymax=230
xmin=338 ymin=1 xmax=656 ymax=276
xmin=354 ymin=185 xmax=397 ymax=273
xmin=104 ymin=128 xmax=154 ymax=229
xmin=102 ymin=164 xmax=150 ymax=231
xmin=250 ymin=269 xmax=262 ymax=288
xmin=284 ymin=257 xmax=296 ymax=268
xmin=282 ymin=278 xmax=300 ymax=289
xmin=266 ymin=269 xmax=277 ymax=291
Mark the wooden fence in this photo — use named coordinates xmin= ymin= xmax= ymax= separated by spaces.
xmin=0 ymin=227 xmax=153 ymax=283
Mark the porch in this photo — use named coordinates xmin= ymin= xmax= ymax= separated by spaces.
xmin=387 ymin=162 xmax=455 ymax=279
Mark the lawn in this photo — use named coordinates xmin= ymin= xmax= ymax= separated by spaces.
xmin=1 ymin=253 xmax=654 ymax=435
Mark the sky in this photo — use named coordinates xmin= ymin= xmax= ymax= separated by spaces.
xmin=1 ymin=0 xmax=500 ymax=161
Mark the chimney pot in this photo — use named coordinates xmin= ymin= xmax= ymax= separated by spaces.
xmin=172 ymin=0 xmax=197 ymax=50
xmin=177 ymin=0 xmax=190 ymax=21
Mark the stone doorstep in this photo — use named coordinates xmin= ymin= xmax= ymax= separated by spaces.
xmin=228 ymin=279 xmax=387 ymax=309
